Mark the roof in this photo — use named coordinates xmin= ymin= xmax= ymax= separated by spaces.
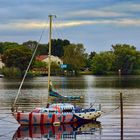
xmin=36 ymin=55 xmax=48 ymax=61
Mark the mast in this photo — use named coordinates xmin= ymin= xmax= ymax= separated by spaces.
xmin=11 ymin=15 xmax=56 ymax=112
xmin=48 ymin=15 xmax=56 ymax=93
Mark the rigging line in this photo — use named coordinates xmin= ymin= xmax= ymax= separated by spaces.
xmin=89 ymin=100 xmax=97 ymax=108
xmin=53 ymin=22 xmax=64 ymax=39
xmin=100 ymin=93 xmax=126 ymax=117
xmin=53 ymin=19 xmax=64 ymax=39
xmin=12 ymin=21 xmax=48 ymax=108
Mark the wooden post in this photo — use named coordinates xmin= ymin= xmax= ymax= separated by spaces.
xmin=120 ymin=92 xmax=123 ymax=140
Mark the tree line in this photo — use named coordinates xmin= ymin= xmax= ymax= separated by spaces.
xmin=0 ymin=39 xmax=85 ymax=77
xmin=0 ymin=39 xmax=140 ymax=78
xmin=91 ymin=44 xmax=140 ymax=75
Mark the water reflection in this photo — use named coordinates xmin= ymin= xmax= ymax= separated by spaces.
xmin=1 ymin=75 xmax=140 ymax=90
xmin=0 ymin=76 xmax=88 ymax=89
xmin=12 ymin=121 xmax=101 ymax=140
xmin=87 ymin=75 xmax=140 ymax=88
xmin=1 ymin=75 xmax=140 ymax=140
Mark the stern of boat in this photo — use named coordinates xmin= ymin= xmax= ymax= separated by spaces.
xmin=74 ymin=110 xmax=101 ymax=122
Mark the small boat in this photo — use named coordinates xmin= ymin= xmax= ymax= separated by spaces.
xmin=12 ymin=15 xmax=101 ymax=125
xmin=13 ymin=121 xmax=101 ymax=139
xmin=13 ymin=103 xmax=101 ymax=125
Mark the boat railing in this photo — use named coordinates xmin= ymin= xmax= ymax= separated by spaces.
xmin=74 ymin=108 xmax=96 ymax=113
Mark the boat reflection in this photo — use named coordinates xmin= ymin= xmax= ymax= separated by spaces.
xmin=13 ymin=121 xmax=101 ymax=140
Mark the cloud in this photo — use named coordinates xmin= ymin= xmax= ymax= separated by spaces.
xmin=129 ymin=4 xmax=140 ymax=12
xmin=114 ymin=19 xmax=140 ymax=26
xmin=0 ymin=21 xmax=93 ymax=30
xmin=103 ymin=3 xmax=140 ymax=13
xmin=1 ymin=18 xmax=140 ymax=31
xmin=66 ymin=10 xmax=127 ymax=18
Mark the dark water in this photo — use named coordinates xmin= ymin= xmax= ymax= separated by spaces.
xmin=0 ymin=75 xmax=140 ymax=140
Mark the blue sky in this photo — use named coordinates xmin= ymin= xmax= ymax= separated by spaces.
xmin=0 ymin=0 xmax=140 ymax=53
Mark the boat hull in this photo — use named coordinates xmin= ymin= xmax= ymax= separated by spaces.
xmin=13 ymin=111 xmax=101 ymax=125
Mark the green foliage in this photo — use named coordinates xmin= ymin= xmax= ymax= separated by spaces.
xmin=85 ymin=51 xmax=96 ymax=70
xmin=92 ymin=51 xmax=115 ymax=75
xmin=49 ymin=39 xmax=70 ymax=57
xmin=51 ymin=61 xmax=61 ymax=72
xmin=23 ymin=40 xmax=37 ymax=51
xmin=1 ymin=67 xmax=21 ymax=78
xmin=23 ymin=40 xmax=48 ymax=55
xmin=2 ymin=46 xmax=32 ymax=71
xmin=0 ymin=42 xmax=4 ymax=54
xmin=63 ymin=44 xmax=86 ymax=73
xmin=1 ymin=40 xmax=140 ymax=76
xmin=89 ymin=51 xmax=96 ymax=59
xmin=0 ymin=42 xmax=20 ymax=54
xmin=37 ymin=44 xmax=48 ymax=55
xmin=33 ymin=60 xmax=47 ymax=68
xmin=91 ymin=44 xmax=140 ymax=75
xmin=22 ymin=39 xmax=70 ymax=57
xmin=112 ymin=44 xmax=140 ymax=74
xmin=132 ymin=69 xmax=140 ymax=75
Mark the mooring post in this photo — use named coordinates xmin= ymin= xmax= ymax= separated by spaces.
xmin=120 ymin=92 xmax=123 ymax=140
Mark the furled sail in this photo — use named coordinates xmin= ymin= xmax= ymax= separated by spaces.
xmin=49 ymin=80 xmax=83 ymax=101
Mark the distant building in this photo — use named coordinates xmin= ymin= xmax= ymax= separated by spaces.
xmin=36 ymin=55 xmax=63 ymax=65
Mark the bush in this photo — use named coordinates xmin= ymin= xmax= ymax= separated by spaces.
xmin=132 ymin=69 xmax=140 ymax=75
xmin=1 ymin=67 xmax=22 ymax=78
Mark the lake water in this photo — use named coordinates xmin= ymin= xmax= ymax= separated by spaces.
xmin=0 ymin=75 xmax=140 ymax=140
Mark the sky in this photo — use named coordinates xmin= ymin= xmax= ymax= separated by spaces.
xmin=0 ymin=0 xmax=140 ymax=53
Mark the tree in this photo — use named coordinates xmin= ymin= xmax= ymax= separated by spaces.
xmin=23 ymin=40 xmax=37 ymax=51
xmin=0 ymin=42 xmax=4 ymax=54
xmin=112 ymin=44 xmax=140 ymax=74
xmin=48 ymin=39 xmax=70 ymax=57
xmin=89 ymin=51 xmax=96 ymax=60
xmin=2 ymin=46 xmax=32 ymax=72
xmin=0 ymin=42 xmax=20 ymax=54
xmin=63 ymin=44 xmax=86 ymax=73
xmin=91 ymin=51 xmax=115 ymax=75
xmin=23 ymin=40 xmax=48 ymax=55
xmin=85 ymin=51 xmax=96 ymax=70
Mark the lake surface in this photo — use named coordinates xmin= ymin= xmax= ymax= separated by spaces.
xmin=0 ymin=75 xmax=140 ymax=140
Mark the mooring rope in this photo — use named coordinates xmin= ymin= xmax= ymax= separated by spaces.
xmin=100 ymin=105 xmax=120 ymax=117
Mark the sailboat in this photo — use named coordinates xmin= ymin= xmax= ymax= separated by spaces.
xmin=11 ymin=15 xmax=101 ymax=125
